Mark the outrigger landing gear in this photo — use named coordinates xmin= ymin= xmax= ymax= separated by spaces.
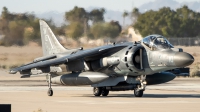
xmin=47 ymin=74 xmax=53 ymax=96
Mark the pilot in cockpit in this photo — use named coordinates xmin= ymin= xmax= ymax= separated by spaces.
xmin=142 ymin=35 xmax=173 ymax=50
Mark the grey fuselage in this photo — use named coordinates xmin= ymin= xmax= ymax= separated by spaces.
xmin=49 ymin=40 xmax=193 ymax=87
xmin=55 ymin=42 xmax=193 ymax=77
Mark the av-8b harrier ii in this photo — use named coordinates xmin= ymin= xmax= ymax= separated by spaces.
xmin=10 ymin=20 xmax=194 ymax=97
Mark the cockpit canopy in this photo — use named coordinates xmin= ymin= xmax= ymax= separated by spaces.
xmin=142 ymin=35 xmax=173 ymax=50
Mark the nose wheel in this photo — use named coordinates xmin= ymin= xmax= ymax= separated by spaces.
xmin=134 ymin=88 xmax=143 ymax=97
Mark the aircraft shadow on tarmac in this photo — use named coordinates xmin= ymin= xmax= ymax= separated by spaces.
xmin=81 ymin=94 xmax=200 ymax=98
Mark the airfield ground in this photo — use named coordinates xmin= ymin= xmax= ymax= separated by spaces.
xmin=0 ymin=71 xmax=200 ymax=112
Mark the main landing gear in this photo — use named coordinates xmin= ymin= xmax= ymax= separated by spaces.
xmin=93 ymin=75 xmax=147 ymax=97
xmin=93 ymin=87 xmax=144 ymax=97
xmin=93 ymin=87 xmax=109 ymax=96
xmin=47 ymin=74 xmax=53 ymax=96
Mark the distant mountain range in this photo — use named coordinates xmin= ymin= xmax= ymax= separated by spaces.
xmin=36 ymin=8 xmax=126 ymax=27
xmin=36 ymin=11 xmax=65 ymax=26
xmin=139 ymin=0 xmax=200 ymax=12
xmin=36 ymin=0 xmax=200 ymax=26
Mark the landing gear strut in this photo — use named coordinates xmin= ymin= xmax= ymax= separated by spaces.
xmin=47 ymin=74 xmax=53 ymax=96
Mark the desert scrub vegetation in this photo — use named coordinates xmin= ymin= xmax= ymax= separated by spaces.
xmin=190 ymin=63 xmax=200 ymax=77
xmin=0 ymin=45 xmax=42 ymax=69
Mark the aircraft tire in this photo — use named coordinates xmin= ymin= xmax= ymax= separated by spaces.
xmin=48 ymin=89 xmax=53 ymax=96
xmin=134 ymin=88 xmax=143 ymax=97
xmin=93 ymin=87 xmax=102 ymax=96
xmin=101 ymin=89 xmax=109 ymax=96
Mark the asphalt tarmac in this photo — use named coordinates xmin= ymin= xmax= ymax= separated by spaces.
xmin=0 ymin=71 xmax=200 ymax=112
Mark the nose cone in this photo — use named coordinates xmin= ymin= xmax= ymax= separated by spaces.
xmin=174 ymin=52 xmax=194 ymax=67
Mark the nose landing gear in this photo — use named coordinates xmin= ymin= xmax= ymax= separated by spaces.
xmin=134 ymin=75 xmax=146 ymax=97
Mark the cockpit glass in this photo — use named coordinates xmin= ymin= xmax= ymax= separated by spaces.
xmin=142 ymin=35 xmax=173 ymax=50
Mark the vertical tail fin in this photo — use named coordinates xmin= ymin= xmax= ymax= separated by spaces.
xmin=39 ymin=20 xmax=66 ymax=56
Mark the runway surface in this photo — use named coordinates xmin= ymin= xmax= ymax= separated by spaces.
xmin=0 ymin=72 xmax=200 ymax=112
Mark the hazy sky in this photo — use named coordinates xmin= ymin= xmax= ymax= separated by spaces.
xmin=0 ymin=0 xmax=199 ymax=13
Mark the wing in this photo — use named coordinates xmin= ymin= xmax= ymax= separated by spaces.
xmin=10 ymin=44 xmax=127 ymax=74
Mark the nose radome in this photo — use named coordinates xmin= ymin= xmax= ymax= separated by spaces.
xmin=174 ymin=52 xmax=194 ymax=67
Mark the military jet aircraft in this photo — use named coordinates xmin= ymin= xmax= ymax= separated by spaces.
xmin=9 ymin=20 xmax=194 ymax=97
